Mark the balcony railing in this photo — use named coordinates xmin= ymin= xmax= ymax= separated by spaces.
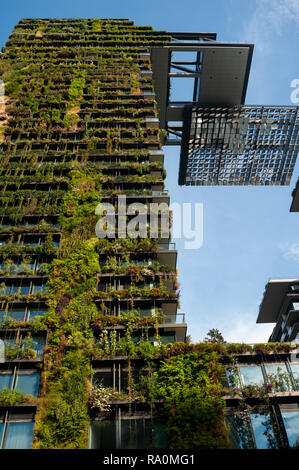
xmin=163 ymin=313 xmax=186 ymax=324
xmin=158 ymin=242 xmax=176 ymax=251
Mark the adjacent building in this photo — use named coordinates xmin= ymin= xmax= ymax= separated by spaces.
xmin=223 ymin=346 xmax=299 ymax=449
xmin=257 ymin=279 xmax=299 ymax=342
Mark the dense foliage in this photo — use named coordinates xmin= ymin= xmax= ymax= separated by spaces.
xmin=153 ymin=352 xmax=229 ymax=448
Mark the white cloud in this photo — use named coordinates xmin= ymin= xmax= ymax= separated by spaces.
xmin=282 ymin=243 xmax=299 ymax=262
xmin=242 ymin=0 xmax=299 ymax=51
xmin=222 ymin=312 xmax=275 ymax=343
xmin=191 ymin=311 xmax=274 ymax=344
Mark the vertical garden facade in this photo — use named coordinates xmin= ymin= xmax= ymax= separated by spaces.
xmin=1 ymin=17 xmax=298 ymax=451
xmin=0 ymin=18 xmax=185 ymax=449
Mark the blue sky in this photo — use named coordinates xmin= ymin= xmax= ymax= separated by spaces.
xmin=0 ymin=0 xmax=298 ymax=342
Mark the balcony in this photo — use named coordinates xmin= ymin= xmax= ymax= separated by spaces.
xmin=163 ymin=312 xmax=185 ymax=324
xmin=257 ymin=279 xmax=299 ymax=324
xmin=157 ymin=242 xmax=177 ymax=270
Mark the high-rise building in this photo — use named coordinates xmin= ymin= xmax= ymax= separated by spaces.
xmin=0 ymin=17 xmax=187 ymax=449
xmin=257 ymin=279 xmax=299 ymax=342
xmin=0 ymin=17 xmax=299 ymax=451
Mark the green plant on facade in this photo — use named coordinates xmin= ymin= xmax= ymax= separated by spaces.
xmin=0 ymin=387 xmax=36 ymax=406
xmin=4 ymin=333 xmax=38 ymax=360
xmin=1 ymin=17 xmax=297 ymax=452
xmin=153 ymin=352 xmax=229 ymax=448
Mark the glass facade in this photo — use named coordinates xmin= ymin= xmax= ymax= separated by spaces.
xmin=239 ymin=366 xmax=264 ymax=386
xmin=264 ymin=364 xmax=292 ymax=392
xmin=280 ymin=405 xmax=299 ymax=448
xmin=227 ymin=412 xmax=279 ymax=449
xmin=290 ymin=364 xmax=299 ymax=388
xmin=0 ymin=371 xmax=40 ymax=396
xmin=90 ymin=418 xmax=168 ymax=449
xmin=0 ymin=306 xmax=47 ymax=322
xmin=93 ymin=369 xmax=128 ymax=392
xmin=0 ymin=420 xmax=34 ymax=449
xmin=15 ymin=373 xmax=40 ymax=396
xmin=1 ymin=334 xmax=46 ymax=360
xmin=226 ymin=362 xmax=299 ymax=392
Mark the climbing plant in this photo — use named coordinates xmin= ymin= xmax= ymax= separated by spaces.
xmin=153 ymin=352 xmax=229 ymax=448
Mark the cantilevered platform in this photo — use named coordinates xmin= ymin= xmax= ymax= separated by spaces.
xmin=151 ymin=33 xmax=299 ymax=187
xmin=257 ymin=279 xmax=299 ymax=323
xmin=151 ymin=39 xmax=253 ymax=132
xmin=179 ymin=105 xmax=299 ymax=186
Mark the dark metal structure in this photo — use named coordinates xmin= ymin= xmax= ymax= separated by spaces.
xmin=179 ymin=105 xmax=299 ymax=186
xmin=151 ymin=35 xmax=253 ymax=144
xmin=257 ymin=279 xmax=299 ymax=342
xmin=151 ymin=34 xmax=299 ymax=186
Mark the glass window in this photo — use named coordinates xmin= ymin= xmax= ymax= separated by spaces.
xmin=224 ymin=367 xmax=240 ymax=389
xmin=31 ymin=336 xmax=46 ymax=358
xmin=19 ymin=285 xmax=30 ymax=295
xmin=227 ymin=412 xmax=278 ymax=449
xmin=0 ymin=374 xmax=13 ymax=390
xmin=90 ymin=420 xmax=116 ymax=449
xmin=27 ymin=308 xmax=47 ymax=320
xmin=93 ymin=371 xmax=113 ymax=389
xmin=159 ymin=335 xmax=175 ymax=345
xmin=4 ymin=422 xmax=34 ymax=449
xmin=93 ymin=369 xmax=127 ymax=392
xmin=97 ymin=283 xmax=107 ymax=292
xmin=34 ymin=263 xmax=41 ymax=272
xmin=5 ymin=286 xmax=15 ymax=295
xmin=139 ymin=308 xmax=155 ymax=318
xmin=121 ymin=371 xmax=128 ymax=392
xmin=120 ymin=419 xmax=167 ymax=449
xmin=265 ymin=364 xmax=292 ymax=391
xmin=227 ymin=414 xmax=254 ymax=449
xmin=133 ymin=259 xmax=152 ymax=266
xmin=280 ymin=410 xmax=299 ymax=448
xmin=31 ymin=284 xmax=46 ymax=294
xmin=3 ymin=335 xmax=45 ymax=359
xmin=90 ymin=419 xmax=167 ymax=449
xmin=7 ymin=309 xmax=26 ymax=321
xmin=250 ymin=413 xmax=278 ymax=449
xmin=239 ymin=366 xmax=264 ymax=386
xmin=15 ymin=373 xmax=40 ymax=397
xmin=17 ymin=263 xmax=34 ymax=273
xmin=290 ymin=364 xmax=299 ymax=388
xmin=4 ymin=337 xmax=20 ymax=358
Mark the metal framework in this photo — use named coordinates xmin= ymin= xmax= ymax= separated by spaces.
xmin=178 ymin=105 xmax=299 ymax=186
xmin=151 ymin=36 xmax=253 ymax=145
